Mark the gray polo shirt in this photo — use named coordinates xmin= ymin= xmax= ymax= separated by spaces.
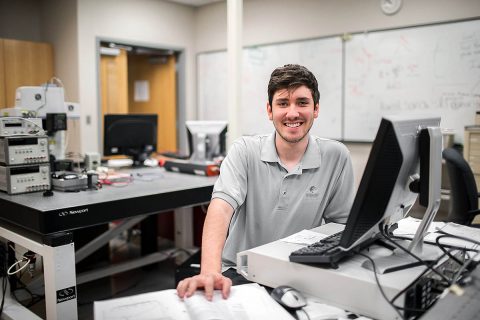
xmin=212 ymin=132 xmax=355 ymax=267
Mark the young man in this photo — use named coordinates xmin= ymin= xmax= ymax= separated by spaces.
xmin=177 ymin=64 xmax=355 ymax=300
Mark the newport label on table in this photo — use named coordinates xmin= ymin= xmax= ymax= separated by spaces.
xmin=58 ymin=207 xmax=89 ymax=217
xmin=56 ymin=286 xmax=76 ymax=303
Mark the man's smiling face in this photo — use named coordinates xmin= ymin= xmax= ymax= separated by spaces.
xmin=267 ymin=85 xmax=319 ymax=144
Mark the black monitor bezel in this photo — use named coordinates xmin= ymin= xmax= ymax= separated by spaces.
xmin=103 ymin=114 xmax=158 ymax=164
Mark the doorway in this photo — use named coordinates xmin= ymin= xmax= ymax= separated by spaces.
xmin=96 ymin=40 xmax=188 ymax=257
xmin=98 ymin=40 xmax=184 ymax=155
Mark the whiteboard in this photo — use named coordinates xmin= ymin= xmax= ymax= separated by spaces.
xmin=197 ymin=36 xmax=343 ymax=139
xmin=345 ymin=20 xmax=480 ymax=142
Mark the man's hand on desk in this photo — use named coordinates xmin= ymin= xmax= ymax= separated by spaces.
xmin=176 ymin=272 xmax=232 ymax=301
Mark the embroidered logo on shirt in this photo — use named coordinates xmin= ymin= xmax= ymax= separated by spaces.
xmin=305 ymin=185 xmax=320 ymax=199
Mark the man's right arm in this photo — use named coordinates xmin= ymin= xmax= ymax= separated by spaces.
xmin=176 ymin=198 xmax=234 ymax=300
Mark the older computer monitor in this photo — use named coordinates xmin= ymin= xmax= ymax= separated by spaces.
xmin=186 ymin=120 xmax=227 ymax=163
xmin=340 ymin=115 xmax=442 ymax=273
xmin=104 ymin=114 xmax=157 ymax=166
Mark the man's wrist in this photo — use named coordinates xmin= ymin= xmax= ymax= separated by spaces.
xmin=200 ymin=266 xmax=221 ymax=275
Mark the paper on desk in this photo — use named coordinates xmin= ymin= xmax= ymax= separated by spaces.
xmin=303 ymin=299 xmax=348 ymax=320
xmin=393 ymin=217 xmax=445 ymax=237
xmin=94 ymin=283 xmax=294 ymax=320
xmin=280 ymin=229 xmax=328 ymax=245
xmin=303 ymin=296 xmax=372 ymax=320
xmin=394 ymin=217 xmax=480 ymax=251
xmin=424 ymin=223 xmax=480 ymax=252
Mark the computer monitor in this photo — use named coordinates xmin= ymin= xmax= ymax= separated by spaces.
xmin=339 ymin=115 xmax=442 ymax=273
xmin=104 ymin=114 xmax=158 ymax=166
xmin=186 ymin=120 xmax=228 ymax=163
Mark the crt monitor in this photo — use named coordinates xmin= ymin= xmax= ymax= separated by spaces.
xmin=339 ymin=115 xmax=442 ymax=272
xmin=186 ymin=120 xmax=228 ymax=162
xmin=104 ymin=114 xmax=158 ymax=165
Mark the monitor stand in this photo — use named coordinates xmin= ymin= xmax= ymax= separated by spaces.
xmin=130 ymin=151 xmax=150 ymax=167
xmin=190 ymin=133 xmax=207 ymax=163
xmin=363 ymin=126 xmax=443 ymax=274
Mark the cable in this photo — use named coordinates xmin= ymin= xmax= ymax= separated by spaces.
xmin=434 ymin=235 xmax=470 ymax=265
xmin=6 ymin=250 xmax=44 ymax=309
xmin=7 ymin=258 xmax=30 ymax=276
xmin=379 ymin=224 xmax=451 ymax=284
xmin=432 ymin=232 xmax=480 ymax=285
xmin=33 ymin=77 xmax=64 ymax=117
xmin=135 ymin=172 xmax=164 ymax=181
xmin=388 ymin=227 xmax=479 ymax=267
xmin=357 ymin=252 xmax=405 ymax=320
xmin=99 ymin=172 xmax=134 ymax=187
xmin=450 ymin=250 xmax=480 ymax=286
xmin=50 ymin=77 xmax=64 ymax=89
xmin=385 ymin=227 xmax=480 ymax=316
xmin=21 ymin=118 xmax=44 ymax=133
xmin=435 ymin=229 xmax=480 ymax=248
xmin=388 ymin=253 xmax=447 ymax=312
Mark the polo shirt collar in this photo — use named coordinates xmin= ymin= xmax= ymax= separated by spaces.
xmin=302 ymin=135 xmax=322 ymax=169
xmin=260 ymin=132 xmax=322 ymax=169
xmin=260 ymin=132 xmax=279 ymax=163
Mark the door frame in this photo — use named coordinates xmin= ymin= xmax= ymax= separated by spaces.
xmin=95 ymin=37 xmax=187 ymax=155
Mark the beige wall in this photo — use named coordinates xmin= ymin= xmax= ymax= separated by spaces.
xmin=0 ymin=0 xmax=43 ymax=42
xmin=77 ymin=0 xmax=195 ymax=153
xmin=0 ymin=0 xmax=78 ymax=101
xmin=195 ymin=0 xmax=480 ymax=52
xmin=41 ymin=0 xmax=79 ymax=102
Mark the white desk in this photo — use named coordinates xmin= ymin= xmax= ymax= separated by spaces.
xmin=237 ymin=223 xmax=433 ymax=320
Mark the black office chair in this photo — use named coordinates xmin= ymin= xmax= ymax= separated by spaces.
xmin=442 ymin=147 xmax=480 ymax=225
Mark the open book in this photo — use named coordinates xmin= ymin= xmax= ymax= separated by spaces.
xmin=94 ymin=283 xmax=294 ymax=320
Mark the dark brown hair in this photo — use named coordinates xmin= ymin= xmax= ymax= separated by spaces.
xmin=267 ymin=64 xmax=320 ymax=106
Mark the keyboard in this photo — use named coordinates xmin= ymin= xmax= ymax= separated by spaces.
xmin=289 ymin=231 xmax=378 ymax=268
xmin=289 ymin=231 xmax=350 ymax=267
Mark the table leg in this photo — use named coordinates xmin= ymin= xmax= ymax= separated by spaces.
xmin=0 ymin=225 xmax=78 ymax=320
xmin=174 ymin=207 xmax=194 ymax=249
xmin=42 ymin=242 xmax=78 ymax=320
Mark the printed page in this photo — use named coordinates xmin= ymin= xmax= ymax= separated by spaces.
xmin=94 ymin=289 xmax=189 ymax=320
xmin=280 ymin=229 xmax=328 ymax=245
xmin=184 ymin=283 xmax=294 ymax=320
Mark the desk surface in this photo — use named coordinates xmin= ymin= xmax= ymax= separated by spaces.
xmin=0 ymin=168 xmax=216 ymax=235
xmin=238 ymin=223 xmax=429 ymax=320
